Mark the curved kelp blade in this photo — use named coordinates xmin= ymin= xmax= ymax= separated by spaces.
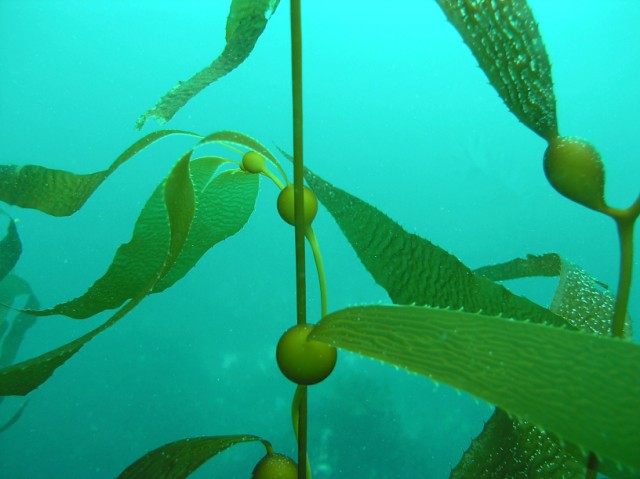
xmin=0 ymin=274 xmax=39 ymax=370
xmin=154 ymin=166 xmax=259 ymax=292
xmin=454 ymin=253 xmax=631 ymax=478
xmin=0 ymin=399 xmax=29 ymax=434
xmin=434 ymin=0 xmax=557 ymax=140
xmin=304 ymin=170 xmax=566 ymax=328
xmin=450 ymin=408 xmax=587 ymax=478
xmin=0 ymin=154 xmax=195 ymax=396
xmin=0 ymin=213 xmax=21 ymax=282
xmin=135 ymin=0 xmax=280 ymax=129
xmin=118 ymin=435 xmax=264 ymax=479
xmin=475 ymin=252 xmax=631 ymax=335
xmin=0 ymin=130 xmax=199 ymax=217
xmin=312 ymin=305 xmax=640 ymax=473
xmin=21 ymin=152 xmax=202 ymax=319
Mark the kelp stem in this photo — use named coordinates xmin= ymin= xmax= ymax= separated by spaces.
xmin=291 ymin=0 xmax=306 ymax=328
xmin=306 ymin=227 xmax=328 ymax=317
xmin=290 ymin=1 xmax=308 ymax=478
xmin=611 ymin=203 xmax=638 ymax=337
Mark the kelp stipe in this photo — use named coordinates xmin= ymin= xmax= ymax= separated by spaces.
xmin=0 ymin=1 xmax=638 ymax=478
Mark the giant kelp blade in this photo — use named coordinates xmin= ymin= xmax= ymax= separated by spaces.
xmin=0 ymin=214 xmax=21 ymax=282
xmin=450 ymin=408 xmax=587 ymax=478
xmin=454 ymin=253 xmax=624 ymax=478
xmin=313 ymin=305 xmax=640 ymax=472
xmin=118 ymin=435 xmax=263 ymax=479
xmin=25 ymin=181 xmax=171 ymax=319
xmin=0 ymin=399 xmax=29 ymax=434
xmin=305 ymin=170 xmax=565 ymax=327
xmin=434 ymin=0 xmax=557 ymax=139
xmin=154 ymin=166 xmax=259 ymax=292
xmin=21 ymin=151 xmax=200 ymax=319
xmin=0 ymin=155 xmax=195 ymax=395
xmin=0 ymin=130 xmax=198 ymax=217
xmin=474 ymin=253 xmax=631 ymax=335
xmin=135 ymin=0 xmax=280 ymax=129
xmin=0 ymin=274 xmax=39 ymax=369
xmin=474 ymin=252 xmax=562 ymax=282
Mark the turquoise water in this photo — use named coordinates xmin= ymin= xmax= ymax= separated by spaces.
xmin=1 ymin=1 xmax=638 ymax=478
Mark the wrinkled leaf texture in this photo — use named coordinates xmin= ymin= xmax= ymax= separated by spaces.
xmin=135 ymin=0 xmax=280 ymax=129
xmin=434 ymin=0 xmax=557 ymax=139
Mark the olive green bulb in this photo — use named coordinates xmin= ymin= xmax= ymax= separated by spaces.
xmin=543 ymin=137 xmax=606 ymax=211
xmin=242 ymin=151 xmax=266 ymax=174
xmin=252 ymin=453 xmax=297 ymax=479
xmin=277 ymin=185 xmax=318 ymax=226
xmin=276 ymin=324 xmax=337 ymax=385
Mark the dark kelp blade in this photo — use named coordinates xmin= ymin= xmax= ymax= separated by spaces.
xmin=0 ymin=274 xmax=39 ymax=370
xmin=312 ymin=305 xmax=640 ymax=473
xmin=305 ymin=169 xmax=566 ymax=327
xmin=0 ymin=154 xmax=196 ymax=396
xmin=0 ymin=213 xmax=21 ymax=282
xmin=434 ymin=0 xmax=558 ymax=140
xmin=0 ymin=399 xmax=29 ymax=434
xmin=475 ymin=253 xmax=632 ymax=335
xmin=450 ymin=408 xmax=587 ymax=478
xmin=135 ymin=0 xmax=281 ymax=129
xmin=0 ymin=130 xmax=199 ymax=217
xmin=117 ymin=435 xmax=264 ymax=479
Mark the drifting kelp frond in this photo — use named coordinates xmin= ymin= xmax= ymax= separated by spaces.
xmin=312 ymin=305 xmax=640 ymax=474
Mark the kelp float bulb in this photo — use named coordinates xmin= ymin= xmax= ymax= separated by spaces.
xmin=277 ymin=185 xmax=318 ymax=226
xmin=252 ymin=453 xmax=297 ymax=479
xmin=241 ymin=151 xmax=266 ymax=174
xmin=276 ymin=324 xmax=337 ymax=385
xmin=543 ymin=137 xmax=607 ymax=211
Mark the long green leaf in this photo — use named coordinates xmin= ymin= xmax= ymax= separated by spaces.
xmin=450 ymin=408 xmax=586 ymax=478
xmin=0 ymin=130 xmax=199 ymax=217
xmin=135 ymin=0 xmax=280 ymax=129
xmin=117 ymin=435 xmax=264 ymax=479
xmin=0 ymin=154 xmax=195 ymax=396
xmin=453 ymin=253 xmax=619 ymax=478
xmin=305 ymin=170 xmax=566 ymax=327
xmin=0 ymin=274 xmax=39 ymax=370
xmin=312 ymin=305 xmax=640 ymax=473
xmin=154 ymin=167 xmax=259 ymax=292
xmin=0 ymin=214 xmax=21 ymax=281
xmin=434 ymin=0 xmax=557 ymax=139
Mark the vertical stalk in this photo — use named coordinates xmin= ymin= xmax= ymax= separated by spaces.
xmin=290 ymin=0 xmax=306 ymax=328
xmin=290 ymin=1 xmax=308 ymax=478
xmin=612 ymin=213 xmax=635 ymax=337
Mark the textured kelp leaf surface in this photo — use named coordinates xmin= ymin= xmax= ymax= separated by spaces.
xmin=305 ymin=170 xmax=565 ymax=327
xmin=23 ymin=152 xmax=256 ymax=318
xmin=450 ymin=408 xmax=586 ymax=478
xmin=135 ymin=0 xmax=280 ymax=129
xmin=0 ymin=154 xmax=195 ymax=396
xmin=0 ymin=214 xmax=21 ymax=282
xmin=0 ymin=130 xmax=198 ymax=217
xmin=312 ymin=305 xmax=640 ymax=473
xmin=456 ymin=253 xmax=634 ymax=478
xmin=434 ymin=0 xmax=557 ymax=139
xmin=154 ymin=167 xmax=258 ymax=292
xmin=118 ymin=435 xmax=262 ymax=479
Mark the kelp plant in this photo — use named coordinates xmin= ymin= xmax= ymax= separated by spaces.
xmin=0 ymin=1 xmax=638 ymax=478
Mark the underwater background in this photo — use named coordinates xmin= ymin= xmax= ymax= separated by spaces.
xmin=0 ymin=1 xmax=638 ymax=478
